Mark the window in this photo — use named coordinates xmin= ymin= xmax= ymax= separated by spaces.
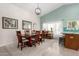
xmin=42 ymin=21 xmax=63 ymax=35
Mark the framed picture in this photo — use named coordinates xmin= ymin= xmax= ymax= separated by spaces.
xmin=63 ymin=19 xmax=79 ymax=32
xmin=33 ymin=23 xmax=36 ymax=30
xmin=2 ymin=17 xmax=18 ymax=29
xmin=22 ymin=20 xmax=32 ymax=30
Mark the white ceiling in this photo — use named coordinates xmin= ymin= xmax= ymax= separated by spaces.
xmin=13 ymin=3 xmax=65 ymax=17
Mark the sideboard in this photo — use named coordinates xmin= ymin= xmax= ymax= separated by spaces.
xmin=64 ymin=33 xmax=79 ymax=50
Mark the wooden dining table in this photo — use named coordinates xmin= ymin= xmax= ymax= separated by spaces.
xmin=22 ymin=34 xmax=37 ymax=46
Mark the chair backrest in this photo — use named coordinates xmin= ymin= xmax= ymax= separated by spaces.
xmin=16 ymin=31 xmax=22 ymax=43
xmin=32 ymin=30 xmax=36 ymax=35
xmin=35 ymin=31 xmax=41 ymax=41
xmin=42 ymin=31 xmax=46 ymax=38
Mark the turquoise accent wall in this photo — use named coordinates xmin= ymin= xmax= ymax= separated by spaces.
xmin=40 ymin=4 xmax=79 ymax=33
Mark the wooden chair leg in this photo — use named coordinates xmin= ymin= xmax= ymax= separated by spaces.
xmin=21 ymin=43 xmax=23 ymax=50
xmin=21 ymin=46 xmax=22 ymax=50
xmin=34 ymin=42 xmax=36 ymax=47
xmin=35 ymin=44 xmax=36 ymax=47
xmin=17 ymin=43 xmax=19 ymax=48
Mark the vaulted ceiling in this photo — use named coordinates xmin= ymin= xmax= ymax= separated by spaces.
xmin=13 ymin=3 xmax=66 ymax=17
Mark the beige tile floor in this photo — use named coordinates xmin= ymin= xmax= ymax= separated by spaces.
xmin=0 ymin=39 xmax=79 ymax=56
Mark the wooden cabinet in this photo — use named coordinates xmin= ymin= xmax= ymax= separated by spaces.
xmin=64 ymin=34 xmax=79 ymax=50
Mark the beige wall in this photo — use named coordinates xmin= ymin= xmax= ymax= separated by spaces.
xmin=0 ymin=3 xmax=40 ymax=47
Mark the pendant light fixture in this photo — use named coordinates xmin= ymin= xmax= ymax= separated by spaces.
xmin=35 ymin=3 xmax=41 ymax=15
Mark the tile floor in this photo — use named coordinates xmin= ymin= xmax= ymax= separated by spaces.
xmin=0 ymin=39 xmax=79 ymax=56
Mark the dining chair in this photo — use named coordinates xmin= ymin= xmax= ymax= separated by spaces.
xmin=42 ymin=31 xmax=46 ymax=38
xmin=35 ymin=31 xmax=42 ymax=45
xmin=16 ymin=31 xmax=29 ymax=50
xmin=25 ymin=30 xmax=36 ymax=47
xmin=28 ymin=36 xmax=36 ymax=47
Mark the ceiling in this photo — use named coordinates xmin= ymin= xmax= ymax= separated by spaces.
xmin=13 ymin=3 xmax=66 ymax=17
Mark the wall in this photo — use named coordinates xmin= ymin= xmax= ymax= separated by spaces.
xmin=40 ymin=4 xmax=79 ymax=31
xmin=0 ymin=3 xmax=40 ymax=47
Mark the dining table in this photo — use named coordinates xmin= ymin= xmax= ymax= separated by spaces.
xmin=22 ymin=34 xmax=37 ymax=46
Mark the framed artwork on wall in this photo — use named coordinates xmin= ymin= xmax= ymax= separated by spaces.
xmin=32 ymin=23 xmax=36 ymax=30
xmin=22 ymin=20 xmax=32 ymax=30
xmin=2 ymin=17 xmax=18 ymax=29
xmin=63 ymin=19 xmax=79 ymax=32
